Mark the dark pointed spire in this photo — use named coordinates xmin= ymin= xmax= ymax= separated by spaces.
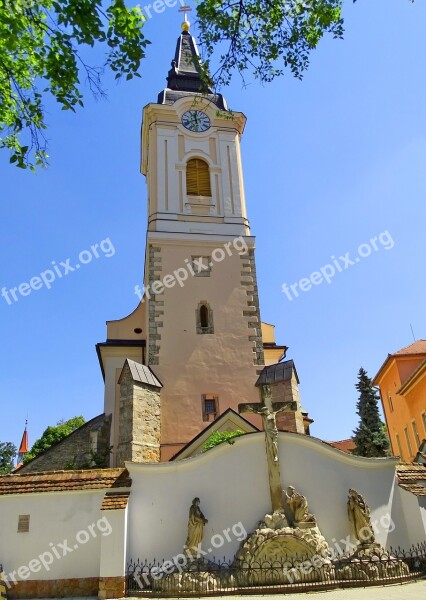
xmin=157 ymin=22 xmax=227 ymax=110
xmin=166 ymin=27 xmax=209 ymax=93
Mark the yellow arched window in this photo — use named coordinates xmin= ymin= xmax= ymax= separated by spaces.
xmin=186 ymin=158 xmax=211 ymax=197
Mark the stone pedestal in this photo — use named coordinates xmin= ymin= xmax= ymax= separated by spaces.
xmin=335 ymin=543 xmax=410 ymax=582
xmin=233 ymin=512 xmax=333 ymax=584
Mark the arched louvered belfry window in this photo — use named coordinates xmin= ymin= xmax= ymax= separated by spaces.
xmin=186 ymin=158 xmax=211 ymax=196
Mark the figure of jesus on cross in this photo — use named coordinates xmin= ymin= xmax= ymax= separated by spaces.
xmin=239 ymin=385 xmax=296 ymax=513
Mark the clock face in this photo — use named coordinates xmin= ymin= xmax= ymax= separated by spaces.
xmin=182 ymin=110 xmax=211 ymax=133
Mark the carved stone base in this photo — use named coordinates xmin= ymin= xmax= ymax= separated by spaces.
xmin=153 ymin=571 xmax=226 ymax=594
xmin=233 ymin=512 xmax=332 ymax=584
xmin=335 ymin=543 xmax=410 ymax=581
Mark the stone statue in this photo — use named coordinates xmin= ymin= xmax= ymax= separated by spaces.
xmin=184 ymin=497 xmax=208 ymax=558
xmin=347 ymin=488 xmax=375 ymax=544
xmin=284 ymin=486 xmax=316 ymax=526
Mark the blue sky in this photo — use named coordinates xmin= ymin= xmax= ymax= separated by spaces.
xmin=1 ymin=0 xmax=426 ymax=451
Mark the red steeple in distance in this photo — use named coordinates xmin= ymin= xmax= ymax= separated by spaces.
xmin=16 ymin=421 xmax=29 ymax=468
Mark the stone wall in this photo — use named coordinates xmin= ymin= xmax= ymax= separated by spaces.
xmin=18 ymin=415 xmax=112 ymax=474
xmin=98 ymin=576 xmax=125 ymax=599
xmin=241 ymin=250 xmax=265 ymax=366
xmin=147 ymin=245 xmax=163 ymax=366
xmin=117 ymin=363 xmax=161 ymax=465
xmin=7 ymin=577 xmax=99 ymax=598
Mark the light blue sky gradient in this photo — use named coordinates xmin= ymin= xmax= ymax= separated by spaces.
xmin=1 ymin=0 xmax=425 ymax=451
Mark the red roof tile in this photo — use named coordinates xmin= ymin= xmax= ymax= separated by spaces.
xmin=397 ymin=463 xmax=426 ymax=496
xmin=101 ymin=492 xmax=130 ymax=510
xmin=0 ymin=468 xmax=131 ymax=496
xmin=326 ymin=439 xmax=356 ymax=454
xmin=393 ymin=340 xmax=426 ymax=356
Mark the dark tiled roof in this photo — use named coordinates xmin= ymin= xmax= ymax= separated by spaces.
xmin=101 ymin=492 xmax=130 ymax=510
xmin=165 ymin=31 xmax=207 ymax=93
xmin=158 ymin=30 xmax=226 ymax=109
xmin=397 ymin=463 xmax=426 ymax=496
xmin=119 ymin=359 xmax=162 ymax=388
xmin=157 ymin=90 xmax=227 ymax=111
xmin=0 ymin=468 xmax=131 ymax=496
xmin=256 ymin=360 xmax=299 ymax=386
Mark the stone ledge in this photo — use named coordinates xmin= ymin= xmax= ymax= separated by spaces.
xmin=7 ymin=578 xmax=99 ymax=599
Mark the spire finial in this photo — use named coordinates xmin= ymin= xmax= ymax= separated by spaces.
xmin=178 ymin=4 xmax=191 ymax=31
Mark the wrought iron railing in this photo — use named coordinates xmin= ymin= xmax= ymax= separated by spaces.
xmin=126 ymin=542 xmax=426 ymax=596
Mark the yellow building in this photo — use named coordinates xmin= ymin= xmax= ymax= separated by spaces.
xmin=373 ymin=340 xmax=426 ymax=462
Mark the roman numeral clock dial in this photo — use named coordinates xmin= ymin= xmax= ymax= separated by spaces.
xmin=182 ymin=110 xmax=211 ymax=133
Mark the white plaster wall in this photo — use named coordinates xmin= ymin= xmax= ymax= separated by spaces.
xmin=396 ymin=488 xmax=426 ymax=546
xmin=99 ymin=509 xmax=128 ymax=578
xmin=0 ymin=491 xmax=105 ymax=581
xmin=126 ymin=432 xmax=414 ymax=564
xmin=420 ymin=497 xmax=426 ymax=535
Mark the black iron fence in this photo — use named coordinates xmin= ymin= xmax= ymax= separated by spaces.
xmin=126 ymin=542 xmax=426 ymax=596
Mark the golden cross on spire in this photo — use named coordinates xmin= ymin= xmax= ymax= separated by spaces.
xmin=178 ymin=3 xmax=192 ymax=31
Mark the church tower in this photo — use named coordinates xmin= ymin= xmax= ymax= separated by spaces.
xmin=95 ymin=21 xmax=309 ymax=467
xmin=141 ymin=22 xmax=265 ymax=460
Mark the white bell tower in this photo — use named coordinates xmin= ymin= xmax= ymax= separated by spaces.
xmin=138 ymin=23 xmax=265 ymax=460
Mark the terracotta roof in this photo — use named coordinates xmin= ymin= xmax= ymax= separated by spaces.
xmin=18 ymin=427 xmax=29 ymax=454
xmin=326 ymin=439 xmax=356 ymax=454
xmin=394 ymin=340 xmax=426 ymax=356
xmin=0 ymin=468 xmax=131 ymax=496
xmin=374 ymin=340 xmax=426 ymax=384
xmin=397 ymin=463 xmax=426 ymax=496
xmin=101 ymin=491 xmax=130 ymax=510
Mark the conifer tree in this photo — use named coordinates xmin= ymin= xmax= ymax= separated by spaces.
xmin=352 ymin=367 xmax=390 ymax=457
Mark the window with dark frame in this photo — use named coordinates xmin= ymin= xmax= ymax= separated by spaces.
xmin=404 ymin=426 xmax=413 ymax=457
xmin=192 ymin=256 xmax=211 ymax=277
xmin=412 ymin=421 xmax=421 ymax=449
xmin=196 ymin=301 xmax=214 ymax=334
xmin=17 ymin=514 xmax=30 ymax=533
xmin=202 ymin=394 xmax=218 ymax=421
xmin=395 ymin=433 xmax=403 ymax=458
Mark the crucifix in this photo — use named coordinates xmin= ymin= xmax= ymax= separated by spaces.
xmin=178 ymin=4 xmax=192 ymax=26
xmin=239 ymin=385 xmax=297 ymax=513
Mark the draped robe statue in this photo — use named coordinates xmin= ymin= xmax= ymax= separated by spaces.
xmin=184 ymin=497 xmax=208 ymax=557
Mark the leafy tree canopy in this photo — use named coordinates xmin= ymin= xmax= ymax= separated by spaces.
xmin=197 ymin=0 xmax=344 ymax=89
xmin=0 ymin=0 xmax=148 ymax=170
xmin=202 ymin=429 xmax=245 ymax=452
xmin=23 ymin=415 xmax=85 ymax=463
xmin=352 ymin=367 xmax=390 ymax=458
xmin=1 ymin=0 xmax=415 ymax=170
xmin=0 ymin=441 xmax=17 ymax=474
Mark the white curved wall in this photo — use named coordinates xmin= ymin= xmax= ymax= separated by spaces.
xmin=126 ymin=432 xmax=422 ymax=563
